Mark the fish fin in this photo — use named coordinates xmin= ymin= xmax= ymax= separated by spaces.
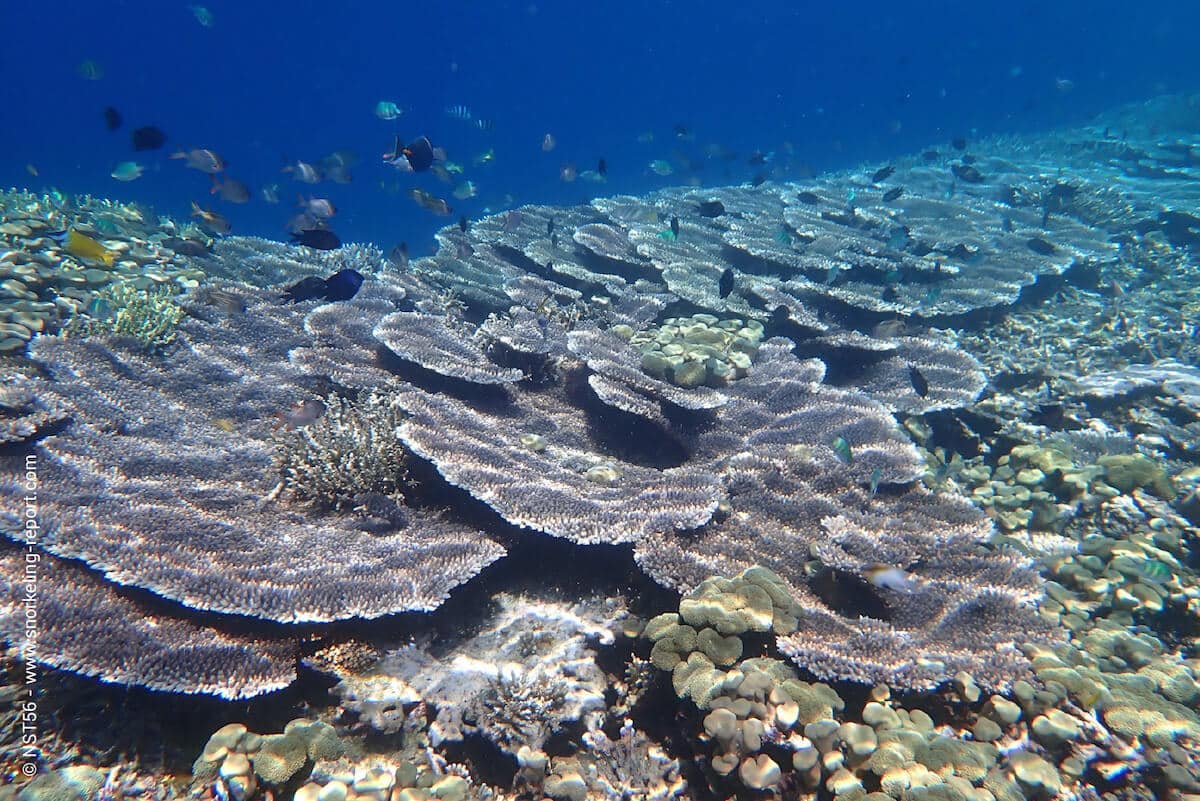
xmin=209 ymin=175 xmax=221 ymax=194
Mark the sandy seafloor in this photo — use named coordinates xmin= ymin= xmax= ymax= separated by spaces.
xmin=0 ymin=94 xmax=1199 ymax=801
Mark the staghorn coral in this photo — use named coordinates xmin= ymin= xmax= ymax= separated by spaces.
xmin=275 ymin=390 xmax=410 ymax=513
xmin=0 ymin=288 xmax=504 ymax=625
xmin=0 ymin=548 xmax=297 ymax=698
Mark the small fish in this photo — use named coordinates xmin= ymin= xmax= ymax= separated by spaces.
xmin=882 ymin=186 xmax=904 ymax=202
xmin=85 ymin=295 xmax=114 ymax=321
xmin=458 ymin=215 xmax=469 ymax=233
xmin=388 ymin=243 xmax=409 ymax=269
xmin=872 ymin=319 xmax=906 ymax=338
xmin=908 ymin=365 xmax=929 ymax=397
xmin=452 ymin=180 xmax=478 ymax=200
xmin=869 ymin=467 xmax=883 ymax=497
xmin=374 ymin=100 xmax=402 ymax=120
xmin=274 ymin=399 xmax=326 ymax=430
xmin=1026 ymin=237 xmax=1057 ymax=255
xmin=171 ymin=148 xmax=226 ymax=174
xmin=864 ymin=564 xmax=917 ymax=593
xmin=475 ymin=118 xmax=495 ymax=132
xmin=65 ymin=229 xmax=117 ymax=266
xmin=290 ymin=228 xmax=342 ymax=250
xmin=871 ymin=165 xmax=895 ymax=183
xmin=550 ymin=232 xmax=559 ymax=248
xmin=261 ymin=183 xmax=281 ymax=204
xmin=559 ymin=163 xmax=577 ymax=182
xmin=197 ymin=286 xmax=246 ymax=314
xmin=1129 ymin=558 xmax=1172 ymax=584
xmin=323 ymin=268 xmax=364 ymax=300
xmin=210 ymin=176 xmax=251 ymax=203
xmin=503 ymin=210 xmax=524 ymax=231
xmin=775 ymin=229 xmax=791 ymax=245
xmin=473 ymin=147 xmax=495 ymax=166
xmin=718 ymin=268 xmax=735 ymax=298
xmin=597 ymin=158 xmax=607 ymax=177
xmin=399 ymin=136 xmax=437 ymax=172
xmin=24 ymin=163 xmax=38 ymax=177
xmin=697 ymin=200 xmax=725 ymax=217
xmin=648 ymin=159 xmax=673 ymax=176
xmin=547 ymin=218 xmax=556 ymax=236
xmin=951 ymin=164 xmax=985 ymax=183
xmin=190 ymin=201 xmax=231 ymax=234
xmin=409 ymin=188 xmax=452 ymax=216
xmin=103 ymin=106 xmax=122 ymax=131
xmin=796 ymin=190 xmax=820 ymax=204
xmin=445 ymin=104 xmax=473 ymax=121
xmin=76 ymin=60 xmax=103 ymax=80
xmin=670 ymin=216 xmax=680 ymax=239
xmin=823 ymin=265 xmax=839 ymax=285
xmin=951 ymin=137 xmax=967 ymax=151
xmin=751 ymin=172 xmax=768 ymax=187
xmin=831 ymin=436 xmax=853 ymax=465
xmin=110 ymin=161 xmax=144 ymax=182
xmin=656 ymin=229 xmax=677 ymax=241
xmin=283 ymin=160 xmax=323 ymax=183
xmin=921 ymin=287 xmax=941 ymax=305
xmin=131 ymin=126 xmax=167 ymax=151
xmin=673 ymin=123 xmax=693 ymax=140
xmin=299 ymin=196 xmax=336 ymax=218
xmin=189 ymin=5 xmax=214 ymax=26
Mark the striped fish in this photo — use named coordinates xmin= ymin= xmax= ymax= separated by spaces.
xmin=444 ymin=104 xmax=472 ymax=121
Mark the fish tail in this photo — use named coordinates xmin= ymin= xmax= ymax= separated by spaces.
xmin=190 ymin=200 xmax=203 ymax=217
xmin=209 ymin=175 xmax=221 ymax=194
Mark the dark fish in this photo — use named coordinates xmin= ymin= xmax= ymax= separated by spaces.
xmin=597 ymin=158 xmax=607 ymax=177
xmin=458 ymin=215 xmax=468 ymax=233
xmin=751 ymin=171 xmax=768 ymax=187
xmin=921 ymin=150 xmax=940 ymax=162
xmin=718 ymin=267 xmax=734 ymax=298
xmin=283 ymin=268 xmax=362 ymax=303
xmin=673 ymin=123 xmax=690 ymax=138
xmin=770 ymin=305 xmax=791 ymax=327
xmin=697 ymin=200 xmax=725 ymax=217
xmin=882 ymin=186 xmax=904 ymax=202
xmin=871 ymin=165 xmax=895 ymax=183
xmin=796 ymin=191 xmax=820 ymax=204
xmin=951 ymin=137 xmax=967 ymax=151
xmin=748 ymin=151 xmax=768 ymax=166
xmin=908 ymin=365 xmax=929 ymax=397
xmin=161 ymin=236 xmax=212 ymax=257
xmin=951 ymin=164 xmax=985 ymax=183
xmin=323 ymin=268 xmax=364 ymax=301
xmin=547 ymin=217 xmax=555 ymax=235
xmin=282 ymin=276 xmax=328 ymax=302
xmin=550 ymin=232 xmax=559 ymax=249
xmin=1001 ymin=215 xmax=1014 ymax=233
xmin=103 ymin=106 xmax=122 ymax=131
xmin=670 ymin=215 xmax=680 ymax=239
xmin=962 ymin=154 xmax=977 ymax=165
xmin=401 ymin=136 xmax=435 ymax=171
xmin=131 ymin=125 xmax=167 ymax=151
xmin=290 ymin=228 xmax=342 ymax=250
xmin=1026 ymin=237 xmax=1057 ymax=255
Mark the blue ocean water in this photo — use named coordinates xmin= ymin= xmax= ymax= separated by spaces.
xmin=2 ymin=0 xmax=1197 ymax=252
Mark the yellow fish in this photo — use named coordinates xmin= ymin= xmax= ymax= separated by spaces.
xmin=65 ymin=229 xmax=116 ymax=266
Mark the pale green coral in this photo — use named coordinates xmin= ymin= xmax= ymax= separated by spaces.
xmin=67 ymin=281 xmax=185 ymax=349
